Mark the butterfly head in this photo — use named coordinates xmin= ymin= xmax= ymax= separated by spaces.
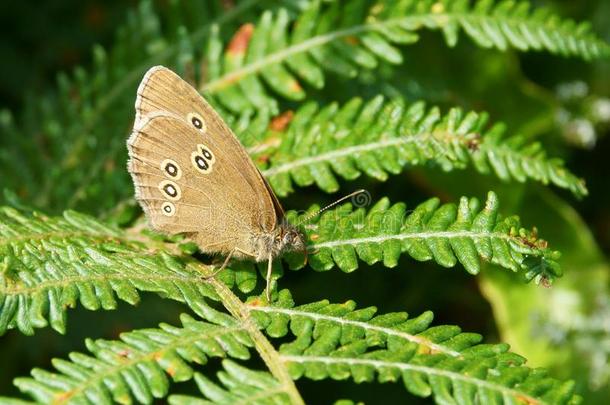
xmin=276 ymin=222 xmax=306 ymax=254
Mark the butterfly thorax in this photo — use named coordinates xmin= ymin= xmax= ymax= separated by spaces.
xmin=249 ymin=222 xmax=306 ymax=262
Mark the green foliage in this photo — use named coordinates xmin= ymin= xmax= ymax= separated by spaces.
xmin=236 ymin=97 xmax=587 ymax=197
xmin=0 ymin=190 xmax=554 ymax=337
xmin=1 ymin=0 xmax=605 ymax=213
xmin=0 ymin=290 xmax=582 ymax=405
xmin=251 ymin=290 xmax=581 ymax=404
xmin=204 ymin=0 xmax=610 ymax=113
xmin=169 ymin=362 xmax=287 ymax=405
xmin=0 ymin=206 xmax=230 ymax=336
xmin=10 ymin=315 xmax=252 ymax=405
xmin=1 ymin=0 xmax=609 ymax=403
xmin=288 ymin=191 xmax=560 ymax=283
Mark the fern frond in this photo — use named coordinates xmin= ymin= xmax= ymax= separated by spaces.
xmin=3 ymin=292 xmax=580 ymax=405
xmin=0 ymin=190 xmax=559 ymax=336
xmin=246 ymin=290 xmax=580 ymax=405
xmin=169 ymin=362 xmax=286 ymax=405
xmin=235 ymin=97 xmax=587 ymax=197
xmin=289 ymin=191 xmax=560 ymax=283
xmin=202 ymin=0 xmax=610 ymax=113
xmin=2 ymin=1 xmax=605 ymax=213
xmin=0 ymin=206 xmax=223 ymax=336
xmin=8 ymin=314 xmax=255 ymax=404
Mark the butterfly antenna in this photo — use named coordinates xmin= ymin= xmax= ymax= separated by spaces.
xmin=296 ymin=189 xmax=368 ymax=226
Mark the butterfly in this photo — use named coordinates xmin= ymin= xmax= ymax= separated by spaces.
xmin=127 ymin=66 xmax=306 ymax=300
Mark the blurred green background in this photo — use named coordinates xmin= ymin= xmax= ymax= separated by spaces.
xmin=0 ymin=0 xmax=609 ymax=403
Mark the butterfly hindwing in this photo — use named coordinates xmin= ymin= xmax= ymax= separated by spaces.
xmin=132 ymin=66 xmax=279 ymax=234
xmin=128 ymin=111 xmax=267 ymax=254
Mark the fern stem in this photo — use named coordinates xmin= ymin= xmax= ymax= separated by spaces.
xmin=308 ymin=230 xmax=512 ymax=249
xmin=261 ymin=136 xmax=421 ymax=177
xmin=0 ymin=273 xmax=201 ymax=296
xmin=250 ymin=305 xmax=462 ymax=357
xmin=196 ymin=264 xmax=305 ymax=405
xmin=281 ymin=355 xmax=544 ymax=405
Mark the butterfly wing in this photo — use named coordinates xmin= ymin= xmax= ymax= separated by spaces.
xmin=128 ymin=66 xmax=279 ymax=254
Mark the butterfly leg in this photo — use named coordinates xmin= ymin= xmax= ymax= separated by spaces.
xmin=265 ymin=254 xmax=274 ymax=302
xmin=203 ymin=248 xmax=255 ymax=280
xmin=203 ymin=253 xmax=234 ymax=280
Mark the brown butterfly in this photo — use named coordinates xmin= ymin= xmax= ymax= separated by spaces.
xmin=127 ymin=66 xmax=307 ymax=299
xmin=127 ymin=66 xmax=362 ymax=299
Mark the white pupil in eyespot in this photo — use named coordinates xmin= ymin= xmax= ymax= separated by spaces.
xmin=195 ymin=156 xmax=208 ymax=169
xmin=164 ymin=184 xmax=177 ymax=197
xmin=161 ymin=202 xmax=175 ymax=216
xmin=165 ymin=163 xmax=177 ymax=175
xmin=192 ymin=117 xmax=202 ymax=129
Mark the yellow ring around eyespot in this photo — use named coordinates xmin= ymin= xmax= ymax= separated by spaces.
xmin=187 ymin=112 xmax=207 ymax=133
xmin=161 ymin=201 xmax=176 ymax=217
xmin=158 ymin=179 xmax=182 ymax=201
xmin=196 ymin=144 xmax=216 ymax=164
xmin=160 ymin=158 xmax=182 ymax=180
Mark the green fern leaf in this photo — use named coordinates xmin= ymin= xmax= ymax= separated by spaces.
xmin=169 ymin=362 xmax=286 ymax=405
xmin=233 ymin=97 xmax=587 ymax=197
xmin=0 ymin=206 xmax=223 ymax=336
xmin=1 ymin=292 xmax=580 ymax=405
xmin=0 ymin=190 xmax=559 ymax=336
xmin=288 ymin=191 xmax=560 ymax=283
xmin=203 ymin=0 xmax=610 ymax=113
xmin=247 ymin=289 xmax=580 ymax=405
xmin=8 ymin=314 xmax=254 ymax=404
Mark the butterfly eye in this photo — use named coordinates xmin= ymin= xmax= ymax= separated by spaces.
xmin=160 ymin=159 xmax=182 ymax=180
xmin=187 ymin=112 xmax=207 ymax=133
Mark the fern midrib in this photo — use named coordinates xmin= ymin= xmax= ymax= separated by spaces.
xmin=261 ymin=135 xmax=427 ymax=177
xmin=281 ymin=355 xmax=545 ymax=405
xmin=50 ymin=326 xmax=243 ymax=405
xmin=195 ymin=263 xmax=306 ymax=405
xmin=0 ymin=272 xmax=205 ymax=296
xmin=259 ymin=129 xmax=576 ymax=185
xmin=202 ymin=10 xmax=605 ymax=93
xmin=250 ymin=305 xmax=462 ymax=357
xmin=0 ymin=230 xmax=120 ymax=249
xmin=309 ymin=230 xmax=515 ymax=249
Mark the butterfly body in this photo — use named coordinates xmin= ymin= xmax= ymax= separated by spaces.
xmin=245 ymin=222 xmax=305 ymax=262
xmin=127 ymin=66 xmax=304 ymax=297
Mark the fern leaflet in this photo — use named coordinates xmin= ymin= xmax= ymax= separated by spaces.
xmin=202 ymin=0 xmax=610 ymax=113
xmin=0 ymin=191 xmax=559 ymax=336
xmin=1 ymin=291 xmax=580 ymax=404
xmin=286 ymin=191 xmax=560 ymax=283
xmin=231 ymin=97 xmax=588 ymax=197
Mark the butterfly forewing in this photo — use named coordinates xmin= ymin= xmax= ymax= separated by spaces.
xmin=128 ymin=66 xmax=280 ymax=253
